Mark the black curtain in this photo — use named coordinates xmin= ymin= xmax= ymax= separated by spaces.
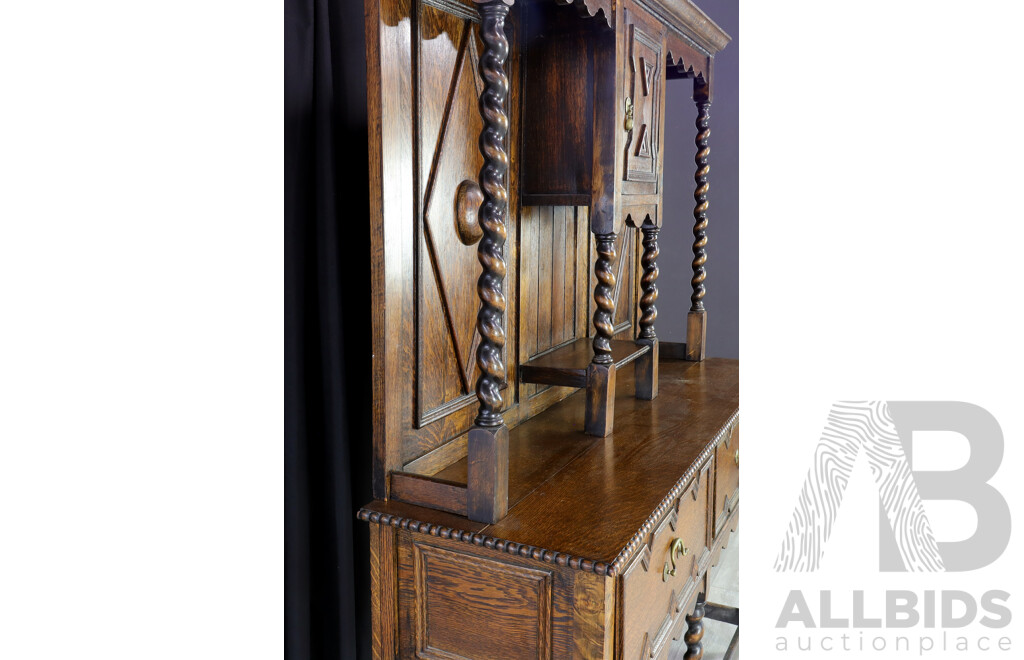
xmin=285 ymin=0 xmax=372 ymax=657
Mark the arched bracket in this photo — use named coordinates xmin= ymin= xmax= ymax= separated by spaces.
xmin=553 ymin=0 xmax=613 ymax=28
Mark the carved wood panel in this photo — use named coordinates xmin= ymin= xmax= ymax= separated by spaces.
xmin=404 ymin=540 xmax=554 ymax=659
xmin=622 ymin=18 xmax=663 ymax=192
xmin=416 ymin=3 xmax=494 ymax=428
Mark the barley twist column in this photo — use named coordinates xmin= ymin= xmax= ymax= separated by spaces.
xmin=683 ymin=593 xmax=706 ymax=660
xmin=591 ymin=232 xmax=617 ymax=364
xmin=686 ymin=78 xmax=711 ymax=361
xmin=638 ymin=226 xmax=659 ymax=339
xmin=635 ymin=224 xmax=659 ymax=400
xmin=467 ymin=0 xmax=514 ymax=523
xmin=586 ymin=232 xmax=617 ymax=436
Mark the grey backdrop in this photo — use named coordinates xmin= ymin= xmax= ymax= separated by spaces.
xmin=658 ymin=0 xmax=737 ymax=359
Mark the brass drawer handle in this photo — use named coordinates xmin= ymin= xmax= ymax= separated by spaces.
xmin=734 ymin=449 xmax=739 ymax=466
xmin=624 ymin=97 xmax=634 ymax=132
xmin=662 ymin=538 xmax=688 ymax=582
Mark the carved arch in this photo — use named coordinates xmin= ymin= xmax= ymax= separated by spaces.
xmin=666 ymin=48 xmax=708 ymax=81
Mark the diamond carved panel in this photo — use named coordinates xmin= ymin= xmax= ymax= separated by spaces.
xmin=417 ymin=6 xmax=490 ymax=425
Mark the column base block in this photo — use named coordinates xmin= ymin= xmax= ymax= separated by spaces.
xmin=634 ymin=337 xmax=659 ymax=400
xmin=686 ymin=311 xmax=707 ymax=361
xmin=584 ymin=362 xmax=616 ymax=437
xmin=467 ymin=424 xmax=509 ymax=524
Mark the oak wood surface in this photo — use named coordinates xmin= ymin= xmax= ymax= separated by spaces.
xmin=519 ymin=337 xmax=650 ymax=387
xmin=363 ymin=358 xmax=738 ymax=571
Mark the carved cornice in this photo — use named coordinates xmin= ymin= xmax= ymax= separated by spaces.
xmin=633 ymin=0 xmax=731 ymax=56
xmin=358 ymin=410 xmax=740 ymax=577
xmin=554 ymin=0 xmax=613 ymax=29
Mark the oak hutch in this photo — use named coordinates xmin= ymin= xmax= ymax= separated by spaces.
xmin=358 ymin=0 xmax=737 ymax=656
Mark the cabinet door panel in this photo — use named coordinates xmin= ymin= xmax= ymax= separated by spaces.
xmin=622 ymin=14 xmax=663 ymax=194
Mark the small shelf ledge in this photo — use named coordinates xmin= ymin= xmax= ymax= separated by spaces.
xmin=519 ymin=338 xmax=651 ymax=387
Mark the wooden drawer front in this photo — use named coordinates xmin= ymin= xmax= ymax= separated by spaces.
xmin=621 ymin=8 xmax=664 ymax=194
xmin=620 ymin=462 xmax=711 ymax=660
xmin=715 ymin=424 xmax=740 ymax=536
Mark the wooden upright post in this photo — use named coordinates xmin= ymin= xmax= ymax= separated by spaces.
xmin=467 ymin=0 xmax=514 ymax=524
xmin=687 ymin=76 xmax=711 ymax=362
xmin=586 ymin=231 xmax=617 ymax=437
xmin=635 ymin=222 xmax=660 ymax=399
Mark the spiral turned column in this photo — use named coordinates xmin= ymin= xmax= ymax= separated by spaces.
xmin=691 ymin=96 xmax=710 ymax=313
xmin=591 ymin=232 xmax=618 ymax=365
xmin=686 ymin=79 xmax=710 ymax=361
xmin=634 ymin=225 xmax=660 ymax=400
xmin=467 ymin=0 xmax=514 ymax=524
xmin=585 ymin=231 xmax=618 ymax=437
xmin=683 ymin=594 xmax=706 ymax=660
xmin=638 ymin=226 xmax=660 ymax=340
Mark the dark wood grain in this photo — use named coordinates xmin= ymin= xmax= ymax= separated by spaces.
xmin=591 ymin=231 xmax=617 ymax=364
xmin=584 ymin=361 xmax=616 ymax=436
xmin=467 ymin=424 xmax=509 ymax=523
xmin=366 ymin=358 xmax=739 ymax=572
xmin=519 ymin=337 xmax=649 ymax=387
xmin=390 ymin=471 xmax=469 ymax=516
xmin=397 ymin=533 xmax=555 ymax=659
xmin=369 ymin=521 xmax=398 ymax=659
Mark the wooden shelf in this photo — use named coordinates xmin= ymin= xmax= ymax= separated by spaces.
xmin=368 ymin=357 xmax=739 ymax=571
xmin=518 ymin=337 xmax=651 ymax=387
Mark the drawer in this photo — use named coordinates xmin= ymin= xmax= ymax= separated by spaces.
xmin=714 ymin=423 xmax=740 ymax=537
xmin=620 ymin=461 xmax=711 ymax=660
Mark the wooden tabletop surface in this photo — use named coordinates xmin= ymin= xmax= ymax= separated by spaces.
xmin=360 ymin=357 xmax=739 ymax=573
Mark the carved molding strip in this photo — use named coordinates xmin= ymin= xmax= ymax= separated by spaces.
xmin=360 ymin=411 xmax=739 ymax=577
xmin=358 ymin=508 xmax=616 ymax=575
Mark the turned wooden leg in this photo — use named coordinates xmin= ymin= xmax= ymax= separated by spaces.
xmin=586 ymin=232 xmax=617 ymax=436
xmin=683 ymin=592 xmax=706 ymax=660
xmin=687 ymin=78 xmax=710 ymax=362
xmin=635 ymin=224 xmax=659 ymax=400
xmin=466 ymin=0 xmax=512 ymax=523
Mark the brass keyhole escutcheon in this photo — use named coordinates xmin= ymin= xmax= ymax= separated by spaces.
xmin=734 ymin=449 xmax=739 ymax=466
xmin=662 ymin=538 xmax=688 ymax=582
xmin=624 ymin=97 xmax=634 ymax=132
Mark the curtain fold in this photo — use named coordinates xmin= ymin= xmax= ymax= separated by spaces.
xmin=285 ymin=0 xmax=372 ymax=657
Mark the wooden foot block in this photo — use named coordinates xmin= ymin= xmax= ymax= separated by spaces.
xmin=686 ymin=311 xmax=706 ymax=361
xmin=467 ymin=425 xmax=509 ymax=524
xmin=585 ymin=362 xmax=616 ymax=437
xmin=634 ymin=338 xmax=659 ymax=400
